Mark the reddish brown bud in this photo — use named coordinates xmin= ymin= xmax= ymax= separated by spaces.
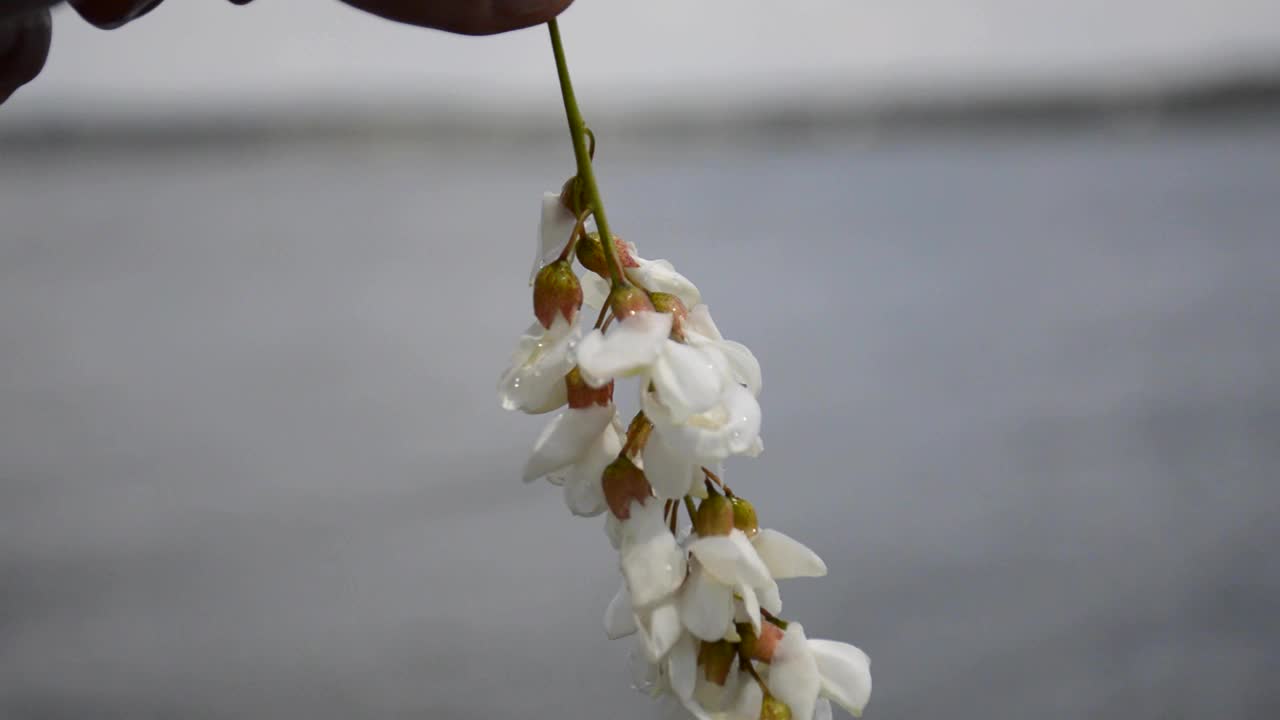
xmin=533 ymin=260 xmax=582 ymax=329
xmin=760 ymin=694 xmax=793 ymax=720
xmin=738 ymin=622 xmax=783 ymax=663
xmin=602 ymin=456 xmax=652 ymax=520
xmin=695 ymin=494 xmax=734 ymax=537
xmin=699 ymin=640 xmax=736 ymax=685
xmin=730 ymin=496 xmax=759 ymax=538
xmin=565 ymin=367 xmax=613 ymax=408
xmin=608 ymin=284 xmax=655 ymax=321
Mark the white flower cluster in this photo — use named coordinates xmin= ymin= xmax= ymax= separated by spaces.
xmin=498 ymin=192 xmax=871 ymax=720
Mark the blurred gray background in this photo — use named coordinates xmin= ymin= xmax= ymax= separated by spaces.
xmin=2 ymin=2 xmax=1279 ymax=719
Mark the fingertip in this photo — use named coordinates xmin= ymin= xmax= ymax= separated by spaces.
xmin=0 ymin=9 xmax=52 ymax=106
xmin=68 ymin=0 xmax=164 ymax=30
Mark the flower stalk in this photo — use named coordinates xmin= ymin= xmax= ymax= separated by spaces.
xmin=548 ymin=18 xmax=628 ymax=287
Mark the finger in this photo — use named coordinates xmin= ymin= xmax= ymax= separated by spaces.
xmin=339 ymin=0 xmax=574 ymax=36
xmin=68 ymin=0 xmax=164 ymax=29
xmin=69 ymin=0 xmax=253 ymax=30
xmin=0 ymin=9 xmax=52 ymax=106
xmin=1 ymin=1 xmax=62 ymax=22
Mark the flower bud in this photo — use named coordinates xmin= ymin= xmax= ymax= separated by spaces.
xmin=608 ymin=284 xmax=654 ymax=321
xmin=760 ymin=694 xmax=792 ymax=720
xmin=565 ymin=367 xmax=612 ymax=408
xmin=730 ymin=496 xmax=759 ymax=538
xmin=533 ymin=260 xmax=582 ymax=329
xmin=602 ymin=456 xmax=652 ymax=520
xmin=695 ymin=494 xmax=734 ymax=537
xmin=577 ymin=232 xmax=641 ymax=277
xmin=737 ymin=622 xmax=783 ymax=662
xmin=575 ymin=232 xmax=608 ymax=277
xmin=559 ymin=176 xmax=589 ymax=217
xmin=648 ymin=291 xmax=688 ymax=340
xmin=698 ymin=640 xmax=736 ymax=685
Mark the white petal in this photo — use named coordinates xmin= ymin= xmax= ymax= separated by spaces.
xmin=621 ymin=500 xmax=688 ymax=608
xmin=605 ymin=583 xmax=638 ymax=639
xmin=738 ymin=584 xmax=761 ymax=635
xmin=695 ymin=667 xmax=743 ymax=714
xmin=562 ymin=422 xmax=620 ymax=517
xmin=629 ymin=644 xmax=661 ymax=696
xmin=688 ymin=530 xmax=771 ymax=590
xmin=644 ymin=384 xmax=762 ymax=463
xmin=685 ymin=304 xmax=724 ymax=341
xmin=628 ymin=257 xmax=702 ymax=309
xmin=642 ymin=431 xmax=701 ymax=500
xmin=732 ymin=679 xmax=764 ymax=720
xmin=668 ymin=632 xmax=699 ymax=701
xmin=532 ymin=192 xmax=576 ymax=284
xmin=814 ymin=698 xmax=834 ymax=720
xmin=717 ymin=339 xmax=763 ymax=397
xmin=521 ymin=405 xmax=614 ymax=483
xmin=770 ymin=624 xmax=820 ymax=720
xmin=497 ymin=317 xmax=576 ymax=414
xmin=574 ymin=312 xmax=673 ymax=387
xmin=688 ymin=536 xmax=744 ymax=586
xmin=637 ymin=596 xmax=682 ymax=662
xmin=677 ymin=696 xmax=713 ymax=720
xmin=753 ymin=529 xmax=828 ymax=580
xmin=605 ymin=513 xmax=622 ymax=550
xmin=809 ymin=640 xmax=872 ymax=718
xmin=651 ymin=341 xmax=725 ymax=422
xmin=759 ymin=582 xmax=783 ymax=615
xmin=680 ymin=563 xmax=736 ymax=642
xmin=581 ymin=271 xmax=610 ymax=311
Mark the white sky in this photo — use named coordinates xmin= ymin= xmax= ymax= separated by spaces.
xmin=5 ymin=0 xmax=1280 ymax=120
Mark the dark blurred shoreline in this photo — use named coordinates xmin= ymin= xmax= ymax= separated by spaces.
xmin=3 ymin=67 xmax=1280 ymax=152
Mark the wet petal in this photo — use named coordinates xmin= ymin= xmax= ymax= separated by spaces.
xmin=521 ymin=404 xmax=614 ymax=482
xmin=738 ymin=583 xmax=761 ymax=635
xmin=628 ymin=257 xmax=701 ymax=309
xmin=759 ymin=582 xmax=783 ymax=615
xmin=581 ymin=270 xmax=610 ymax=311
xmin=574 ymin=312 xmax=673 ymax=387
xmin=562 ymin=421 xmax=620 ymax=517
xmin=651 ymin=341 xmax=724 ymax=422
xmin=685 ymin=304 xmax=723 ymax=341
xmin=753 ymin=529 xmax=827 ymax=580
xmin=605 ymin=512 xmax=622 ymax=550
xmin=643 ymin=384 xmax=761 ymax=463
xmin=680 ymin=563 xmax=735 ymax=642
xmin=770 ymin=624 xmax=820 ymax=720
xmin=733 ymin=679 xmax=764 ymax=720
xmin=532 ymin=191 xmax=576 ymax=284
xmin=642 ymin=430 xmax=701 ymax=500
xmin=497 ymin=317 xmax=576 ymax=414
xmin=668 ymin=632 xmax=699 ymax=701
xmin=809 ymin=639 xmax=872 ymax=718
xmin=717 ymin=339 xmax=763 ymax=397
xmin=605 ymin=583 xmax=638 ymax=639
xmin=688 ymin=531 xmax=771 ymax=590
xmin=637 ymin=595 xmax=682 ymax=662
xmin=621 ymin=500 xmax=688 ymax=608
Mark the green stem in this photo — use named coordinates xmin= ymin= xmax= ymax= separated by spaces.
xmin=548 ymin=18 xmax=627 ymax=288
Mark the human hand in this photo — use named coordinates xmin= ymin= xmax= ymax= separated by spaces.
xmin=1 ymin=0 xmax=575 ymax=105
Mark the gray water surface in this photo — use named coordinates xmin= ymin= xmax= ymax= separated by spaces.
xmin=2 ymin=121 xmax=1279 ymax=719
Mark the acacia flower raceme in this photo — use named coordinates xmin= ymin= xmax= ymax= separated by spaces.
xmin=502 ymin=21 xmax=875 ymax=714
